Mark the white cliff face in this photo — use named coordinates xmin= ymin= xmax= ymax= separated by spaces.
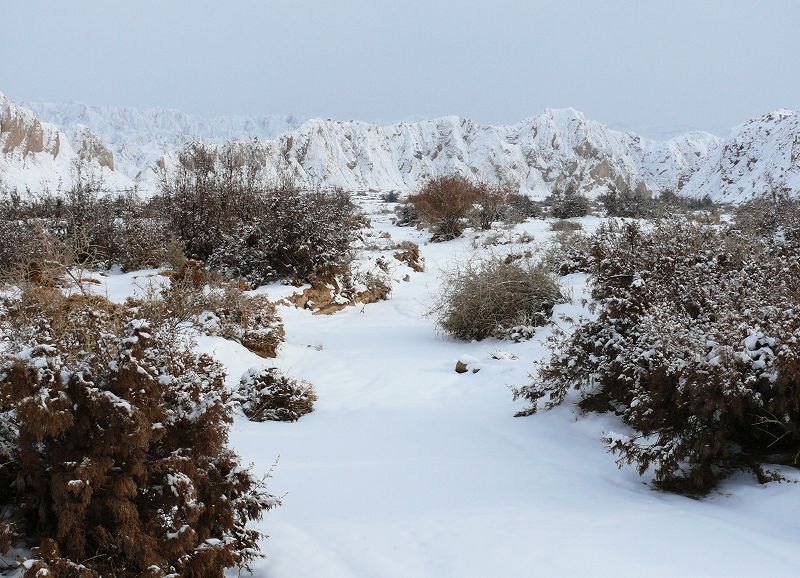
xmin=0 ymin=93 xmax=131 ymax=193
xmin=681 ymin=109 xmax=800 ymax=202
xmin=196 ymin=109 xmax=721 ymax=199
xmin=24 ymin=100 xmax=305 ymax=183
xmin=8 ymin=92 xmax=800 ymax=202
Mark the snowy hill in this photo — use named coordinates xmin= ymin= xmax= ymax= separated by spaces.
xmin=0 ymin=92 xmax=132 ymax=193
xmin=7 ymin=91 xmax=800 ymax=202
xmin=17 ymin=94 xmax=722 ymax=198
xmin=164 ymin=109 xmax=720 ymax=198
xmin=681 ymin=109 xmax=800 ymax=202
xmin=24 ymin=100 xmax=306 ymax=183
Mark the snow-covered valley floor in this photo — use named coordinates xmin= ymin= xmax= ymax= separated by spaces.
xmin=100 ymin=203 xmax=800 ymax=577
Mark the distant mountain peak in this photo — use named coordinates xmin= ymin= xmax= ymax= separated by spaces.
xmin=4 ymin=92 xmax=800 ymax=202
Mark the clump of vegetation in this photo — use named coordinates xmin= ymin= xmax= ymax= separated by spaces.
xmin=0 ymin=182 xmax=179 ymax=276
xmin=406 ymin=175 xmax=485 ymax=241
xmin=402 ymin=176 xmax=542 ymax=241
xmin=598 ymin=185 xmax=656 ymax=218
xmin=541 ymin=230 xmax=593 ymax=276
xmin=0 ymin=283 xmax=277 ymax=577
xmin=393 ymin=241 xmax=424 ymax=272
xmin=546 ymin=184 xmax=591 ymax=219
xmin=150 ymin=260 xmax=285 ymax=358
xmin=434 ymin=257 xmax=562 ymax=341
xmin=158 ymin=142 xmax=364 ymax=284
xmin=239 ymin=367 xmax=317 ymax=422
xmin=380 ymin=190 xmax=401 ymax=203
xmin=734 ymin=188 xmax=800 ymax=239
xmin=504 ymin=193 xmax=544 ymax=221
xmin=207 ymin=188 xmax=363 ymax=286
xmin=549 ymin=219 xmax=582 ymax=232
xmin=515 ymin=217 xmax=800 ymax=493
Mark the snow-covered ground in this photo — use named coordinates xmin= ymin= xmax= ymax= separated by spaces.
xmin=96 ymin=202 xmax=800 ymax=577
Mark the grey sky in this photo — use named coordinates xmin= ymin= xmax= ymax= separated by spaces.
xmin=1 ymin=0 xmax=798 ymax=137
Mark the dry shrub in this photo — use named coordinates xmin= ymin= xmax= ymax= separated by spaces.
xmin=158 ymin=142 xmax=364 ymax=283
xmin=734 ymin=189 xmax=800 ymax=240
xmin=0 ymin=184 xmax=177 ymax=275
xmin=434 ymin=257 xmax=562 ymax=341
xmin=515 ymin=218 xmax=800 ymax=493
xmin=471 ymin=188 xmax=512 ymax=230
xmin=0 ymin=219 xmax=43 ymax=278
xmin=0 ymin=287 xmax=276 ymax=577
xmin=547 ymin=187 xmax=591 ymax=219
xmin=239 ymin=367 xmax=317 ymax=422
xmin=407 ymin=176 xmax=484 ymax=241
xmin=541 ymin=230 xmax=593 ymax=276
xmin=393 ymin=241 xmax=424 ymax=272
xmin=145 ymin=261 xmax=285 ymax=358
xmin=208 ymin=188 xmax=363 ymax=285
xmin=504 ymin=193 xmax=544 ymax=221
xmin=549 ymin=219 xmax=583 ymax=232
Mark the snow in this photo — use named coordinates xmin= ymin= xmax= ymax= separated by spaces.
xmin=5 ymin=91 xmax=725 ymax=199
xmin=74 ymin=200 xmax=800 ymax=577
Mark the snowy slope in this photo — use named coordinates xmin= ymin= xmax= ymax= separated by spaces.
xmin=682 ymin=109 xmax=800 ymax=202
xmin=12 ymin=92 xmax=800 ymax=202
xmin=0 ymin=92 xmax=132 ymax=193
xmin=226 ymin=110 xmax=719 ymax=198
xmin=20 ymin=95 xmax=721 ymax=198
xmin=92 ymin=204 xmax=800 ymax=578
xmin=24 ymin=100 xmax=306 ymax=183
xmin=76 ymin=106 xmax=721 ymax=198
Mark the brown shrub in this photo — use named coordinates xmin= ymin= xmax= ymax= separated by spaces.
xmin=0 ymin=289 xmax=276 ymax=577
xmin=549 ymin=219 xmax=583 ymax=232
xmin=433 ymin=256 xmax=562 ymax=341
xmin=515 ymin=218 xmax=800 ymax=493
xmin=142 ymin=261 xmax=285 ymax=358
xmin=239 ymin=367 xmax=317 ymax=422
xmin=407 ymin=176 xmax=484 ymax=241
xmin=393 ymin=241 xmax=425 ymax=272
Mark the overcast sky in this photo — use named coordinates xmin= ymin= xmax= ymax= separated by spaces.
xmin=1 ymin=0 xmax=798 ymax=137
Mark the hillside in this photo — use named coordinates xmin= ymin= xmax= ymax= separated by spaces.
xmin=5 ymin=92 xmax=800 ymax=202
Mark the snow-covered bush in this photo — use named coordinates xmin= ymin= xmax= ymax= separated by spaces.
xmin=0 ymin=184 xmax=177 ymax=274
xmin=0 ymin=287 xmax=276 ymax=577
xmin=208 ymin=188 xmax=363 ymax=285
xmin=540 ymin=230 xmax=592 ymax=276
xmin=0 ymin=219 xmax=44 ymax=277
xmin=734 ymin=189 xmax=800 ymax=240
xmin=239 ymin=367 xmax=317 ymax=422
xmin=157 ymin=142 xmax=267 ymax=261
xmin=546 ymin=186 xmax=591 ymax=219
xmin=598 ymin=185 xmax=656 ymax=218
xmin=158 ymin=142 xmax=364 ymax=283
xmin=515 ymin=218 xmax=800 ymax=493
xmin=434 ymin=257 xmax=562 ymax=341
xmin=146 ymin=261 xmax=285 ymax=358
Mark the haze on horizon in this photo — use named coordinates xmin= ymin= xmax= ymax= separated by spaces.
xmin=1 ymin=0 xmax=798 ymax=138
